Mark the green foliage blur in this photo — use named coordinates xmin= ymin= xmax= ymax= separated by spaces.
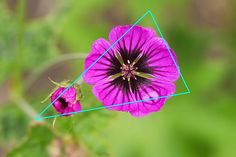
xmin=0 ymin=0 xmax=236 ymax=157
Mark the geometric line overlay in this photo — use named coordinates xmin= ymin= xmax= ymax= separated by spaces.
xmin=36 ymin=9 xmax=190 ymax=121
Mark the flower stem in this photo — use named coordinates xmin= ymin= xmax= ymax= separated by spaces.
xmin=8 ymin=0 xmax=40 ymax=121
xmin=10 ymin=0 xmax=26 ymax=98
xmin=14 ymin=96 xmax=42 ymax=121
xmin=24 ymin=53 xmax=88 ymax=91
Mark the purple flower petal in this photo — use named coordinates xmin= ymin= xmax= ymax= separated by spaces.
xmin=83 ymin=38 xmax=115 ymax=85
xmin=143 ymin=37 xmax=179 ymax=82
xmin=92 ymin=78 xmax=175 ymax=117
xmin=129 ymin=80 xmax=175 ymax=117
xmin=109 ymin=25 xmax=156 ymax=53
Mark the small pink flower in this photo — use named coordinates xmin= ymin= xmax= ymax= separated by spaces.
xmin=50 ymin=86 xmax=81 ymax=116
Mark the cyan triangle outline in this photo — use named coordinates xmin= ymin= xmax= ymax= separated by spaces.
xmin=36 ymin=9 xmax=190 ymax=120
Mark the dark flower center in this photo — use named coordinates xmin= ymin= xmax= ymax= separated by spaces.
xmin=58 ymin=98 xmax=68 ymax=109
xmin=106 ymin=48 xmax=154 ymax=94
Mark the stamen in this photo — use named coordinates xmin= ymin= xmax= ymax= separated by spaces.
xmin=108 ymin=72 xmax=122 ymax=80
xmin=120 ymin=60 xmax=140 ymax=82
xmin=115 ymin=52 xmax=153 ymax=83
xmin=135 ymin=72 xmax=155 ymax=79
xmin=132 ymin=53 xmax=143 ymax=65
xmin=128 ymin=81 xmax=132 ymax=93
xmin=115 ymin=52 xmax=124 ymax=65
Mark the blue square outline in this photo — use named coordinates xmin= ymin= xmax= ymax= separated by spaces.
xmin=36 ymin=10 xmax=190 ymax=120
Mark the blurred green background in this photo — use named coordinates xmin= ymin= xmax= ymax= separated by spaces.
xmin=0 ymin=0 xmax=236 ymax=157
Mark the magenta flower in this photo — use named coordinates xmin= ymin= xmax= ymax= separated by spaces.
xmin=83 ymin=25 xmax=179 ymax=117
xmin=50 ymin=86 xmax=81 ymax=116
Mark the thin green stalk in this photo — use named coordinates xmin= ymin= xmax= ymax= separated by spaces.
xmin=24 ymin=53 xmax=87 ymax=91
xmin=8 ymin=0 xmax=40 ymax=121
xmin=14 ymin=97 xmax=42 ymax=121
xmin=11 ymin=0 xmax=26 ymax=98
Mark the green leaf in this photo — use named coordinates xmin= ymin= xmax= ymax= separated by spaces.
xmin=6 ymin=123 xmax=57 ymax=157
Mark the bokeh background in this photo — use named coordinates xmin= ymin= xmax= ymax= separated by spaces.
xmin=0 ymin=0 xmax=236 ymax=157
